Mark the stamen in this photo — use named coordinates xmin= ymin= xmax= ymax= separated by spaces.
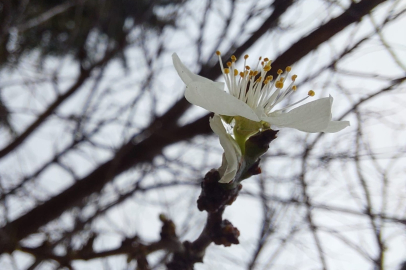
xmin=215 ymin=52 xmax=312 ymax=119
xmin=263 ymin=89 xmax=281 ymax=112
xmin=276 ymin=96 xmax=309 ymax=112
xmin=217 ymin=50 xmax=231 ymax=92
xmin=275 ymin=81 xmax=284 ymax=89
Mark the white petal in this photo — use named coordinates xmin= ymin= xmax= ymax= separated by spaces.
xmin=219 ymin=167 xmax=238 ymax=184
xmin=263 ymin=97 xmax=333 ymax=132
xmin=322 ymin=120 xmax=350 ymax=133
xmin=209 ymin=115 xmax=241 ymax=183
xmin=186 ymin=81 xmax=260 ymax=121
xmin=172 ymin=53 xmax=224 ymax=90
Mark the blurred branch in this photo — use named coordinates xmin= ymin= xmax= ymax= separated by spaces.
xmin=247 ymin=177 xmax=274 ymax=270
xmin=16 ymin=1 xmax=76 ymax=32
xmin=299 ymin=153 xmax=328 ymax=270
xmin=0 ymin=36 xmax=128 ymax=159
xmin=368 ymin=10 xmax=406 ymax=71
xmin=271 ymin=0 xmax=388 ymax=71
xmin=19 ymin=217 xmax=182 ymax=269
xmin=0 ymin=114 xmax=213 ymax=254
xmin=354 ymin=108 xmax=385 ymax=269
xmin=0 ymin=0 xmax=395 ymax=266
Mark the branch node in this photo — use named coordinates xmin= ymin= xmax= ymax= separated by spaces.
xmin=197 ymin=170 xmax=242 ymax=212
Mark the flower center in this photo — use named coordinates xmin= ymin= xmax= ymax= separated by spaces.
xmin=216 ymin=51 xmax=315 ymax=115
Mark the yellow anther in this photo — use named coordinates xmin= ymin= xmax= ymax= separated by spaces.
xmin=224 ymin=68 xmax=230 ymax=74
xmin=234 ymin=69 xmax=238 ymax=76
xmin=267 ymin=75 xmax=273 ymax=81
xmin=261 ymin=61 xmax=264 ymax=66
xmin=231 ymin=55 xmax=237 ymax=62
xmin=227 ymin=62 xmax=232 ymax=67
xmin=308 ymin=90 xmax=315 ymax=96
xmin=263 ymin=65 xmax=271 ymax=72
xmin=240 ymin=72 xmax=244 ymax=77
xmin=264 ymin=80 xmax=269 ymax=85
xmin=285 ymin=66 xmax=292 ymax=72
xmin=291 ymin=75 xmax=297 ymax=81
xmin=244 ymin=54 xmax=249 ymax=59
xmin=249 ymin=70 xmax=254 ymax=76
xmin=245 ymin=65 xmax=251 ymax=70
xmin=216 ymin=51 xmax=221 ymax=55
xmin=279 ymin=77 xmax=285 ymax=82
xmin=259 ymin=56 xmax=262 ymax=60
xmin=277 ymin=69 xmax=283 ymax=75
xmin=255 ymin=76 xmax=262 ymax=82
xmin=275 ymin=81 xmax=284 ymax=89
xmin=253 ymin=71 xmax=259 ymax=76
xmin=264 ymin=57 xmax=269 ymax=62
xmin=292 ymin=85 xmax=297 ymax=91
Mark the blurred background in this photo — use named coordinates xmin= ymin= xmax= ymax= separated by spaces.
xmin=0 ymin=0 xmax=405 ymax=269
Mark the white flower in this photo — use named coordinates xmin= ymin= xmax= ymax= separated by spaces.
xmin=209 ymin=114 xmax=241 ymax=183
xmin=172 ymin=52 xmax=350 ymax=133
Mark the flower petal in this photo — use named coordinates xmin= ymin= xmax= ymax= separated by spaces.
xmin=263 ymin=97 xmax=333 ymax=132
xmin=172 ymin=53 xmax=224 ymax=90
xmin=209 ymin=115 xmax=241 ymax=183
xmin=322 ymin=120 xmax=350 ymax=133
xmin=186 ymin=81 xmax=260 ymax=121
